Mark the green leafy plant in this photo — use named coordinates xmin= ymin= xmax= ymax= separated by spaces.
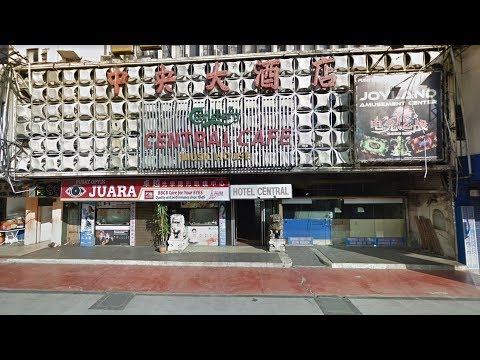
xmin=148 ymin=203 xmax=170 ymax=249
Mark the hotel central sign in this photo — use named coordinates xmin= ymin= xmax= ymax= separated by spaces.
xmin=230 ymin=184 xmax=293 ymax=199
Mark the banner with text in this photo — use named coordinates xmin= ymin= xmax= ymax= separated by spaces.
xmin=62 ymin=178 xmax=229 ymax=201
xmin=141 ymin=97 xmax=298 ymax=171
xmin=355 ymin=71 xmax=443 ymax=162
xmin=230 ymin=184 xmax=292 ymax=199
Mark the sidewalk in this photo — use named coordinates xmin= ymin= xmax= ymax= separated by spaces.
xmin=0 ymin=241 xmax=468 ymax=271
xmin=0 ymin=241 xmax=478 ymax=299
xmin=0 ymin=262 xmax=478 ymax=298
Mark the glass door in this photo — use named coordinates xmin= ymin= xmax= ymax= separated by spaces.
xmin=234 ymin=199 xmax=262 ymax=247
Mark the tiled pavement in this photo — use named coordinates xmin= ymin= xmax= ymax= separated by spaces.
xmin=0 ymin=242 xmax=477 ymax=298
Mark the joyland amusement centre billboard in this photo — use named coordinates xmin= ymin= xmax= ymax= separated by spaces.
xmin=354 ymin=71 xmax=443 ymax=162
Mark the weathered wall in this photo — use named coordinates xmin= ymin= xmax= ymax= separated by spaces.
xmin=407 ymin=193 xmax=456 ymax=259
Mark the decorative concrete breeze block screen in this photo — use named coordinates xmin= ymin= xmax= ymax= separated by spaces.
xmin=13 ymin=50 xmax=436 ymax=174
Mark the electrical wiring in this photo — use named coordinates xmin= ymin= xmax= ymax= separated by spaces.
xmin=387 ymin=45 xmax=450 ymax=180
xmin=0 ymin=60 xmax=32 ymax=194
xmin=402 ymin=74 xmax=430 ymax=180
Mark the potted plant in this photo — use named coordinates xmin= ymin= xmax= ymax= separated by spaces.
xmin=148 ymin=203 xmax=170 ymax=253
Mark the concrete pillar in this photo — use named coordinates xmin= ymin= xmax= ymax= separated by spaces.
xmin=52 ymin=198 xmax=63 ymax=245
xmin=24 ymin=196 xmax=39 ymax=245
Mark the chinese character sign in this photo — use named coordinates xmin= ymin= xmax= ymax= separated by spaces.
xmin=312 ymin=56 xmax=336 ymax=89
xmin=107 ymin=68 xmax=129 ymax=96
xmin=132 ymin=55 xmax=345 ymax=171
xmin=148 ymin=57 xmax=340 ymax=96
xmin=254 ymin=59 xmax=280 ymax=91
xmin=155 ymin=64 xmax=176 ymax=94
xmin=355 ymin=72 xmax=443 ymax=162
xmin=206 ymin=61 xmax=229 ymax=92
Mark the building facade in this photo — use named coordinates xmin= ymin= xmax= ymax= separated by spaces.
xmin=0 ymin=44 xmax=464 ymax=261
xmin=453 ymin=46 xmax=480 ymax=268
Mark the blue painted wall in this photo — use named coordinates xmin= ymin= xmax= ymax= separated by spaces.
xmin=455 ymin=154 xmax=480 ymax=264
xmin=283 ymin=219 xmax=331 ymax=244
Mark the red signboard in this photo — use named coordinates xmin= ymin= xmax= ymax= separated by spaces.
xmin=61 ymin=178 xmax=229 ymax=201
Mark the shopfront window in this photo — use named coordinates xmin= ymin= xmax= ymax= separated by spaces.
xmin=95 ymin=204 xmax=131 ymax=246
xmin=338 ymin=202 xmax=406 ymax=246
xmin=283 ymin=199 xmax=339 ymax=220
xmin=189 ymin=208 xmax=218 ymax=226
xmin=282 ymin=198 xmax=406 ymax=246
xmin=96 ymin=208 xmax=130 ymax=226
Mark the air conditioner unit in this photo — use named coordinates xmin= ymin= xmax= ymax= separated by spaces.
xmin=111 ymin=45 xmax=134 ymax=55
xmin=100 ymin=55 xmax=112 ymax=62
xmin=139 ymin=45 xmax=161 ymax=51
xmin=138 ymin=50 xmax=157 ymax=59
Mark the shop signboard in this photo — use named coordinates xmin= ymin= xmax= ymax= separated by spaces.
xmin=30 ymin=183 xmax=61 ymax=197
xmin=138 ymin=55 xmax=344 ymax=171
xmin=61 ymin=178 xmax=229 ymax=201
xmin=141 ymin=98 xmax=297 ymax=170
xmin=355 ymin=71 xmax=443 ymax=162
xmin=230 ymin=184 xmax=292 ymax=199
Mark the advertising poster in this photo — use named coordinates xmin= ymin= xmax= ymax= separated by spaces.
xmin=80 ymin=202 xmax=95 ymax=246
xmin=218 ymin=202 xmax=227 ymax=246
xmin=461 ymin=206 xmax=479 ymax=269
xmin=355 ymin=71 xmax=443 ymax=162
xmin=95 ymin=229 xmax=130 ymax=246
xmin=186 ymin=226 xmax=218 ymax=246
